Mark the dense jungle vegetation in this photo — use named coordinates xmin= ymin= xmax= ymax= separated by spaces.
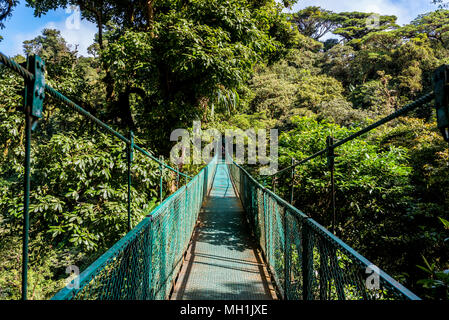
xmin=1 ymin=0 xmax=449 ymax=300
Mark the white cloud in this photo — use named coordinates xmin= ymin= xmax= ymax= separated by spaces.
xmin=44 ymin=18 xmax=97 ymax=56
xmin=6 ymin=15 xmax=96 ymax=57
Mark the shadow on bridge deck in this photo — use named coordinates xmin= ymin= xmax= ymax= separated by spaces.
xmin=171 ymin=162 xmax=276 ymax=300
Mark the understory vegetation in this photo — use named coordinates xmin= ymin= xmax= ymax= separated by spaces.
xmin=1 ymin=0 xmax=449 ymax=299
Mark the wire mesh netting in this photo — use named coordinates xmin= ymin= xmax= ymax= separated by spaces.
xmin=227 ymin=159 xmax=420 ymax=300
xmin=51 ymin=157 xmax=218 ymax=300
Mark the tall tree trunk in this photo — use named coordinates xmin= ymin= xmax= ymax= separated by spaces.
xmin=76 ymin=0 xmax=104 ymax=49
xmin=98 ymin=12 xmax=103 ymax=49
xmin=146 ymin=0 xmax=155 ymax=29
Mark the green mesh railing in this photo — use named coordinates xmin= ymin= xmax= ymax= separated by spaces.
xmin=1 ymin=49 xmax=439 ymax=301
xmin=52 ymin=156 xmax=217 ymax=300
xmin=227 ymin=158 xmax=420 ymax=300
xmin=0 ymin=52 xmax=212 ymax=300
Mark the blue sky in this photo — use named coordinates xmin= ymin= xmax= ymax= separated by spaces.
xmin=0 ymin=0 xmax=442 ymax=57
xmin=0 ymin=2 xmax=97 ymax=57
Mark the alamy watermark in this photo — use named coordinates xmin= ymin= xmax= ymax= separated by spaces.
xmin=170 ymin=121 xmax=278 ymax=175
xmin=366 ymin=14 xmax=380 ymax=30
xmin=366 ymin=264 xmax=380 ymax=290
xmin=65 ymin=265 xmax=80 ymax=290
xmin=65 ymin=5 xmax=81 ymax=30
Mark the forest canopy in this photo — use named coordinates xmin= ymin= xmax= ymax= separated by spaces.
xmin=0 ymin=0 xmax=449 ymax=300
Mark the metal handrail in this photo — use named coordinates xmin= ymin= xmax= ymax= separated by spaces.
xmin=0 ymin=52 xmax=191 ymax=179
xmin=0 ymin=51 xmax=192 ymax=300
xmin=227 ymin=154 xmax=421 ymax=300
xmin=270 ymin=92 xmax=435 ymax=177
xmin=52 ymin=156 xmax=218 ymax=300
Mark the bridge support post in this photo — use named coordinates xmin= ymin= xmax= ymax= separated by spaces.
xmin=127 ymin=130 xmax=134 ymax=231
xmin=21 ymin=54 xmax=45 ymax=300
xmin=176 ymin=165 xmax=180 ymax=190
xmin=318 ymin=241 xmax=329 ymax=300
xmin=301 ymin=225 xmax=313 ymax=300
xmin=159 ymin=156 xmax=163 ymax=203
xmin=326 ymin=136 xmax=336 ymax=234
xmin=290 ymin=158 xmax=295 ymax=205
xmin=22 ymin=105 xmax=32 ymax=301
xmin=284 ymin=211 xmax=291 ymax=299
xmin=434 ymin=64 xmax=449 ymax=141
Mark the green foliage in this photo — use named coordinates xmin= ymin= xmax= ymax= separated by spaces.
xmin=0 ymin=235 xmax=75 ymax=300
xmin=268 ymin=116 xmax=434 ymax=292
xmin=349 ymin=71 xmax=397 ymax=115
xmin=408 ymin=10 xmax=449 ymax=48
xmin=295 ymin=74 xmax=345 ymax=108
xmin=313 ymin=98 xmax=372 ymax=127
xmin=2 ymin=0 xmax=449 ymax=301
xmin=333 ymin=11 xmax=399 ymax=43
xmin=291 ymin=7 xmax=399 ymax=43
xmin=0 ymin=42 xmax=162 ymax=299
xmin=290 ymin=6 xmax=339 ymax=40
xmin=417 ymin=254 xmax=449 ymax=300
xmin=0 ymin=0 xmax=18 ymax=29
xmin=98 ymin=0 xmax=295 ymax=153
xmin=248 ymin=70 xmax=298 ymax=118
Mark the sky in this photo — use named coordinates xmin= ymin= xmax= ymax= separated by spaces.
xmin=288 ymin=0 xmax=438 ymax=26
xmin=0 ymin=0 xmax=442 ymax=58
xmin=0 ymin=2 xmax=97 ymax=57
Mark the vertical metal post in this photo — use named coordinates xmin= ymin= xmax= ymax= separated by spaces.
xmin=331 ymin=167 xmax=336 ymax=234
xmin=318 ymin=242 xmax=329 ymax=300
xmin=127 ymin=130 xmax=134 ymax=232
xmin=22 ymin=110 xmax=32 ymax=301
xmin=326 ymin=136 xmax=336 ymax=234
xmin=290 ymin=158 xmax=295 ymax=204
xmin=176 ymin=167 xmax=180 ymax=190
xmin=146 ymin=218 xmax=154 ymax=299
xmin=330 ymin=248 xmax=346 ymax=300
xmin=433 ymin=65 xmax=449 ymax=142
xmin=302 ymin=224 xmax=312 ymax=300
xmin=283 ymin=211 xmax=291 ymax=300
xmin=159 ymin=156 xmax=163 ymax=203
xmin=22 ymin=54 xmax=45 ymax=300
xmin=273 ymin=176 xmax=277 ymax=193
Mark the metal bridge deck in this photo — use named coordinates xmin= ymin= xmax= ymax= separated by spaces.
xmin=171 ymin=162 xmax=275 ymax=300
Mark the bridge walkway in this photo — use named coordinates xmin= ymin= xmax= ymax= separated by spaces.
xmin=171 ymin=161 xmax=275 ymax=300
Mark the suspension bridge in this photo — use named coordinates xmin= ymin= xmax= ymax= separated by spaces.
xmin=1 ymin=52 xmax=448 ymax=300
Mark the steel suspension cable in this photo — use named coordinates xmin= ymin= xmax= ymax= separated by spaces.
xmin=0 ymin=51 xmax=192 ymax=179
xmin=271 ymin=92 xmax=435 ymax=177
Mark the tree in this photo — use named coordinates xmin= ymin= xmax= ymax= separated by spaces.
xmin=248 ymin=71 xmax=298 ymax=118
xmin=23 ymin=29 xmax=77 ymax=77
xmin=290 ymin=6 xmax=339 ymax=40
xmin=321 ymin=43 xmax=356 ymax=87
xmin=350 ymin=71 xmax=397 ymax=115
xmin=0 ymin=0 xmax=18 ymax=29
xmin=22 ymin=29 xmax=103 ymax=117
xmin=100 ymin=0 xmax=297 ymax=153
xmin=281 ymin=0 xmax=298 ymax=9
xmin=25 ymin=0 xmax=297 ymax=155
xmin=333 ymin=11 xmax=398 ymax=42
xmin=433 ymin=0 xmax=449 ymax=8
xmin=323 ymin=38 xmax=339 ymax=51
xmin=26 ymin=1 xmax=112 ymax=49
xmin=26 ymin=0 xmax=163 ymax=49
xmin=407 ymin=10 xmax=449 ymax=48
xmin=295 ymin=74 xmax=345 ymax=109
